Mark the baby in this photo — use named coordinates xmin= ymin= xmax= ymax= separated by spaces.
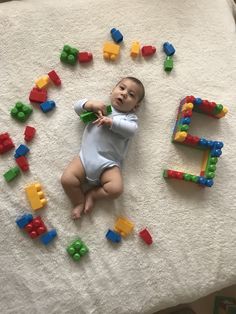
xmin=61 ymin=77 xmax=145 ymax=219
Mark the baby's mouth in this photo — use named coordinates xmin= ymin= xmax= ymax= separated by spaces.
xmin=117 ymin=97 xmax=123 ymax=104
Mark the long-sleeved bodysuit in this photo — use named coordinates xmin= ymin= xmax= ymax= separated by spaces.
xmin=74 ymin=99 xmax=138 ymax=185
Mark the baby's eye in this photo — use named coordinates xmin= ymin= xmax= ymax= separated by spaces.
xmin=129 ymin=93 xmax=135 ymax=97
xmin=119 ymin=85 xmax=124 ymax=90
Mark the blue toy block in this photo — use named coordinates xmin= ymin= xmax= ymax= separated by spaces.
xmin=14 ymin=144 xmax=30 ymax=158
xmin=110 ymin=28 xmax=123 ymax=43
xmin=40 ymin=100 xmax=56 ymax=113
xmin=194 ymin=97 xmax=202 ymax=106
xmin=211 ymin=141 xmax=223 ymax=157
xmin=16 ymin=213 xmax=33 ymax=229
xmin=106 ymin=229 xmax=121 ymax=243
xmin=40 ymin=229 xmax=57 ymax=245
xmin=163 ymin=42 xmax=175 ymax=56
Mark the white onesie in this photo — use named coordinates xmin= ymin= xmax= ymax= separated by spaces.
xmin=74 ymin=99 xmax=138 ymax=185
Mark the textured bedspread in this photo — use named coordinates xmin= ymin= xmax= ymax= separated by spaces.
xmin=0 ymin=0 xmax=236 ymax=313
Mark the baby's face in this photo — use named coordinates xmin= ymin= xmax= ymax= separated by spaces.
xmin=110 ymin=79 xmax=141 ymax=112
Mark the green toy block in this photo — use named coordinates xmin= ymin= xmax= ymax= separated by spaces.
xmin=67 ymin=239 xmax=89 ymax=262
xmin=205 ymin=156 xmax=218 ymax=179
xmin=80 ymin=105 xmax=112 ymax=123
xmin=213 ymin=104 xmax=223 ymax=115
xmin=11 ymin=102 xmax=32 ymax=122
xmin=60 ymin=44 xmax=79 ymax=65
xmin=213 ymin=296 xmax=236 ymax=314
xmin=164 ymin=56 xmax=173 ymax=72
xmin=228 ymin=305 xmax=236 ymax=314
xmin=4 ymin=166 xmax=20 ymax=182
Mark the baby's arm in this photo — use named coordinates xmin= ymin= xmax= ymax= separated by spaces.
xmin=110 ymin=115 xmax=138 ymax=138
xmin=74 ymin=99 xmax=107 ymax=116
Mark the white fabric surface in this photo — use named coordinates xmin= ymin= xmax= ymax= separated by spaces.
xmin=0 ymin=0 xmax=236 ymax=313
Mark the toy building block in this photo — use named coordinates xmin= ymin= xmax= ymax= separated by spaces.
xmin=24 ymin=216 xmax=47 ymax=239
xmin=16 ymin=213 xmax=33 ymax=229
xmin=114 ymin=217 xmax=134 ymax=237
xmin=25 ymin=182 xmax=47 ymax=210
xmin=15 ymin=156 xmax=29 ymax=172
xmin=164 ymin=56 xmax=173 ymax=72
xmin=60 ymin=44 xmax=79 ymax=65
xmin=130 ymin=41 xmax=140 ymax=58
xmin=110 ymin=28 xmax=123 ymax=43
xmin=227 ymin=306 xmax=236 ymax=314
xmin=16 ymin=213 xmax=57 ymax=245
xmin=40 ymin=229 xmax=57 ymax=245
xmin=35 ymin=75 xmax=50 ymax=89
xmin=106 ymin=229 xmax=121 ymax=243
xmin=10 ymin=102 xmax=33 ymax=122
xmin=80 ymin=104 xmax=112 ymax=123
xmin=139 ymin=228 xmax=153 ymax=245
xmin=67 ymin=239 xmax=89 ymax=262
xmin=29 ymin=87 xmax=47 ymax=103
xmin=78 ymin=52 xmax=93 ymax=63
xmin=0 ymin=133 xmax=15 ymax=154
xmin=103 ymin=42 xmax=120 ymax=61
xmin=164 ymin=96 xmax=228 ymax=187
xmin=163 ymin=42 xmax=176 ymax=56
xmin=24 ymin=126 xmax=36 ymax=142
xmin=213 ymin=296 xmax=236 ymax=314
xmin=40 ymin=100 xmax=56 ymax=113
xmin=3 ymin=166 xmax=20 ymax=182
xmin=48 ymin=70 xmax=61 ymax=86
xmin=141 ymin=45 xmax=156 ymax=57
xmin=14 ymin=144 xmax=29 ymax=158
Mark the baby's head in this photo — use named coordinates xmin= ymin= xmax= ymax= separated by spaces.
xmin=110 ymin=77 xmax=145 ymax=113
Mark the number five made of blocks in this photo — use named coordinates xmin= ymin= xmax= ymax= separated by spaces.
xmin=163 ymin=95 xmax=228 ymax=187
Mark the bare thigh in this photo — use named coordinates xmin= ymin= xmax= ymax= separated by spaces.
xmin=100 ymin=166 xmax=123 ymax=196
xmin=61 ymin=156 xmax=86 ymax=186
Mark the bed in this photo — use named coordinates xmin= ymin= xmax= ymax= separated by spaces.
xmin=0 ymin=0 xmax=236 ymax=313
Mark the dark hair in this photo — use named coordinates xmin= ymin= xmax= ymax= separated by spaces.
xmin=118 ymin=76 xmax=145 ymax=103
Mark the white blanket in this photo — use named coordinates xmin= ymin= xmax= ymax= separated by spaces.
xmin=0 ymin=0 xmax=236 ymax=313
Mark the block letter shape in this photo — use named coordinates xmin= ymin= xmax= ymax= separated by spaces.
xmin=163 ymin=96 xmax=228 ymax=187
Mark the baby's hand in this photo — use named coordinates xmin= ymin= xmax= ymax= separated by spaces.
xmin=84 ymin=100 xmax=107 ymax=116
xmin=93 ymin=116 xmax=113 ymax=127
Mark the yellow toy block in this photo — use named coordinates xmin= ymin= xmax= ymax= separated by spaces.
xmin=201 ymin=150 xmax=209 ymax=172
xmin=103 ymin=42 xmax=120 ymax=61
xmin=174 ymin=131 xmax=187 ymax=142
xmin=25 ymin=182 xmax=47 ymax=210
xmin=114 ymin=217 xmax=134 ymax=237
xmin=35 ymin=75 xmax=50 ymax=89
xmin=181 ymin=102 xmax=194 ymax=112
xmin=215 ymin=106 xmax=228 ymax=118
xmin=130 ymin=41 xmax=140 ymax=58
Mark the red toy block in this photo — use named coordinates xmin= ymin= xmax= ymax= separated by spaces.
xmin=29 ymin=87 xmax=47 ymax=103
xmin=139 ymin=228 xmax=153 ymax=245
xmin=24 ymin=216 xmax=47 ymax=239
xmin=141 ymin=45 xmax=156 ymax=57
xmin=24 ymin=126 xmax=36 ymax=142
xmin=78 ymin=52 xmax=93 ymax=63
xmin=15 ymin=156 xmax=29 ymax=171
xmin=48 ymin=70 xmax=61 ymax=86
xmin=0 ymin=133 xmax=15 ymax=154
xmin=167 ymin=170 xmax=184 ymax=180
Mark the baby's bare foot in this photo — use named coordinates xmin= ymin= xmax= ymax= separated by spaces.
xmin=71 ymin=203 xmax=84 ymax=219
xmin=84 ymin=191 xmax=95 ymax=213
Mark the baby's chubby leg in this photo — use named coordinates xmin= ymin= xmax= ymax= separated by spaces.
xmin=84 ymin=166 xmax=123 ymax=213
xmin=61 ymin=157 xmax=86 ymax=219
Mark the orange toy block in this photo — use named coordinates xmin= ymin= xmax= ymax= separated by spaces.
xmin=114 ymin=217 xmax=134 ymax=237
xmin=25 ymin=182 xmax=47 ymax=210
xmin=103 ymin=42 xmax=120 ymax=61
